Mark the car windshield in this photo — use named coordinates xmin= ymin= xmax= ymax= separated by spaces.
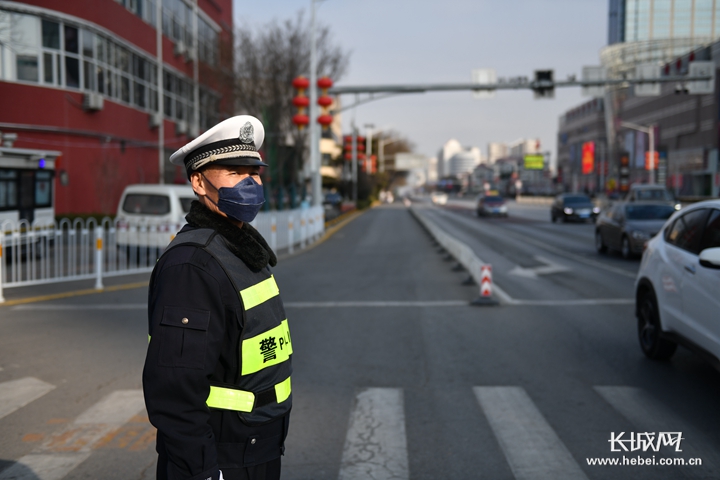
xmin=122 ymin=194 xmax=170 ymax=215
xmin=484 ymin=196 xmax=503 ymax=203
xmin=180 ymin=197 xmax=194 ymax=213
xmin=564 ymin=196 xmax=591 ymax=205
xmin=625 ymin=204 xmax=676 ymax=220
xmin=634 ymin=189 xmax=673 ymax=201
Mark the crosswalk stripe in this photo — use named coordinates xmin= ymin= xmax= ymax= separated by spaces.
xmin=0 ymin=390 xmax=145 ymax=480
xmin=595 ymin=386 xmax=720 ymax=468
xmin=474 ymin=386 xmax=589 ymax=480
xmin=0 ymin=377 xmax=55 ymax=421
xmin=0 ymin=453 xmax=91 ymax=480
xmin=338 ymin=388 xmax=409 ymax=480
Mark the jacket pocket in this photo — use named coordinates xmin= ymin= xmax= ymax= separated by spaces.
xmin=158 ymin=306 xmax=210 ymax=369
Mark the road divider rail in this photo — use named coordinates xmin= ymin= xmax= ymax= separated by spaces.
xmin=409 ymin=206 xmax=511 ymax=305
xmin=0 ymin=206 xmax=325 ymax=303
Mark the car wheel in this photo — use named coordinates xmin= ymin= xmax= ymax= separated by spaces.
xmin=595 ymin=230 xmax=607 ymax=254
xmin=637 ymin=288 xmax=677 ymax=360
xmin=621 ymin=236 xmax=632 ymax=259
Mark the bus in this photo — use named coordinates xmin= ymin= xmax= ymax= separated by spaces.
xmin=0 ymin=146 xmax=61 ymax=228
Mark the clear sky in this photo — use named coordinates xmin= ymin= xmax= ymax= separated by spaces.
xmin=232 ymin=0 xmax=608 ymax=162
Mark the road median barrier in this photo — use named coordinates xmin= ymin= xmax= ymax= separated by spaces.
xmin=409 ymin=206 xmax=508 ymax=306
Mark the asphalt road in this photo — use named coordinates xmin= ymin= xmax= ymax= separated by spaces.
xmin=1 ymin=201 xmax=720 ymax=480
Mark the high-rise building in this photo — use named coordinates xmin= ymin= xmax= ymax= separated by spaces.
xmin=602 ymin=0 xmax=720 ymax=77
xmin=0 ymin=0 xmax=233 ymax=215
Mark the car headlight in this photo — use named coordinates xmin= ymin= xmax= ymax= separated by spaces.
xmin=563 ymin=207 xmax=573 ymax=214
xmin=592 ymin=207 xmax=600 ymax=214
xmin=499 ymin=205 xmax=508 ymax=212
xmin=674 ymin=203 xmax=682 ymax=210
xmin=631 ymin=230 xmax=650 ymax=240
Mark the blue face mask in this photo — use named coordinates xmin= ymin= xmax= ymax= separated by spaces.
xmin=202 ymin=173 xmax=265 ymax=223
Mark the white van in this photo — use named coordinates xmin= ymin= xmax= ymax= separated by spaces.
xmin=115 ymin=184 xmax=195 ymax=249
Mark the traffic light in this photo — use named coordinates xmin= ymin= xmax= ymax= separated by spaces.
xmin=533 ymin=70 xmax=554 ymax=99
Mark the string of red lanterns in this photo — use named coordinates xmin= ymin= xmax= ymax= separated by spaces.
xmin=292 ymin=76 xmax=335 ymax=130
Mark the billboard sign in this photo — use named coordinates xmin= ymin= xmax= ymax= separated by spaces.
xmin=395 ymin=153 xmax=427 ymax=171
xmin=582 ymin=142 xmax=595 ymax=175
xmin=523 ymin=154 xmax=544 ymax=170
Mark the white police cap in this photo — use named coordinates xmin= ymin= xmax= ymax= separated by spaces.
xmin=169 ymin=115 xmax=269 ymax=172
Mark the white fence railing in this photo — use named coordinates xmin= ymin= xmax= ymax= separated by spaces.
xmin=0 ymin=205 xmax=324 ymax=303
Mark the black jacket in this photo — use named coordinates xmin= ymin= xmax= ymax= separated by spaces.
xmin=143 ymin=202 xmax=289 ymax=480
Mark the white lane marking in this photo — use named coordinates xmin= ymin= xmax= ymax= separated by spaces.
xmin=509 ymin=255 xmax=571 ymax=279
xmin=0 ymin=390 xmax=145 ymax=480
xmin=432 ymin=206 xmax=636 ymax=279
xmin=12 ymin=304 xmax=146 ymax=311
xmin=474 ymin=386 xmax=589 ymax=480
xmin=338 ymin=388 xmax=409 ymax=480
xmin=510 ymin=298 xmax=634 ymax=306
xmin=0 ymin=377 xmax=55 ymax=421
xmin=595 ymin=386 xmax=720 ymax=467
xmin=0 ymin=454 xmax=91 ymax=480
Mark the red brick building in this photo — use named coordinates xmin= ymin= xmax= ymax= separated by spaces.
xmin=0 ymin=0 xmax=233 ymax=215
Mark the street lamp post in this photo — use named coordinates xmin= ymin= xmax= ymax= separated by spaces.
xmin=309 ymin=0 xmax=327 ymax=207
xmin=620 ymin=121 xmax=656 ymax=185
xmin=364 ymin=124 xmax=374 ymax=174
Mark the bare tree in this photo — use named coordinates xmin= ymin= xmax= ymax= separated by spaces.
xmin=233 ymin=11 xmax=350 ymax=208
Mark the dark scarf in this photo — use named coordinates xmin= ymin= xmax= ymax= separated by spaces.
xmin=185 ymin=201 xmax=277 ymax=272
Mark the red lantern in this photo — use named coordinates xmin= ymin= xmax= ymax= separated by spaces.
xmin=317 ymin=95 xmax=333 ymax=108
xmin=317 ymin=77 xmax=333 ymax=89
xmin=293 ymin=96 xmax=310 ymax=108
xmin=317 ymin=114 xmax=333 ymax=127
xmin=292 ymin=76 xmax=310 ymax=90
xmin=292 ymin=114 xmax=309 ymax=128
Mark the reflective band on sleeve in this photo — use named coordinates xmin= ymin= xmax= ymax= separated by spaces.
xmin=148 ymin=335 xmax=151 ymax=343
xmin=241 ymin=319 xmax=292 ymax=376
xmin=207 ymin=386 xmax=255 ymax=412
xmin=239 ymin=275 xmax=280 ymax=310
xmin=274 ymin=376 xmax=291 ymax=403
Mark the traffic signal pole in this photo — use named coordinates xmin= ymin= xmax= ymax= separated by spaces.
xmin=328 ymin=74 xmax=713 ymax=96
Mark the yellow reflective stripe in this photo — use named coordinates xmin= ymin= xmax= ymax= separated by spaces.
xmin=148 ymin=335 xmax=151 ymax=343
xmin=207 ymin=385 xmax=255 ymax=412
xmin=206 ymin=378 xmax=292 ymax=412
xmin=239 ymin=275 xmax=279 ymax=310
xmin=241 ymin=319 xmax=292 ymax=376
xmin=274 ymin=376 xmax=291 ymax=403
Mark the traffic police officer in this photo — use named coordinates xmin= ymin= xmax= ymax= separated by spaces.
xmin=143 ymin=115 xmax=292 ymax=480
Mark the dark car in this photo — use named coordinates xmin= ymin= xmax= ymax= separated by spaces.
xmin=595 ymin=202 xmax=676 ymax=259
xmin=476 ymin=194 xmax=508 ymax=217
xmin=551 ymin=194 xmax=599 ymax=223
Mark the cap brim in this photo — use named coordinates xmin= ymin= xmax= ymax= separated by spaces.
xmin=208 ymin=157 xmax=269 ymax=168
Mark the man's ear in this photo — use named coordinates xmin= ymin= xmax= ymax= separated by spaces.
xmin=190 ymin=171 xmax=206 ymax=196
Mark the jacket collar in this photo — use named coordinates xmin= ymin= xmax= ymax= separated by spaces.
xmin=185 ymin=200 xmax=277 ymax=272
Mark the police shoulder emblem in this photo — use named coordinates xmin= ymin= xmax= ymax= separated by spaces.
xmin=239 ymin=122 xmax=254 ymax=144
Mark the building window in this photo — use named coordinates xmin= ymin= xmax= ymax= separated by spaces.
xmin=0 ymin=170 xmax=18 ymax=209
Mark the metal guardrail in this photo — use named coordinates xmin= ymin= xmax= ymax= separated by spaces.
xmin=0 ymin=206 xmax=324 ymax=303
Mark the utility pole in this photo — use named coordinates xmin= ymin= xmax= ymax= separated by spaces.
xmin=364 ymin=124 xmax=374 ymax=174
xmin=309 ymin=0 xmax=323 ymax=206
xmin=351 ymin=124 xmax=358 ymax=203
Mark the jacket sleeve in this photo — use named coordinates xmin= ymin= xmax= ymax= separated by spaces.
xmin=143 ymin=259 xmax=226 ymax=480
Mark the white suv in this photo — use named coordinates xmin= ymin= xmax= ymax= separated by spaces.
xmin=635 ymin=199 xmax=720 ymax=367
